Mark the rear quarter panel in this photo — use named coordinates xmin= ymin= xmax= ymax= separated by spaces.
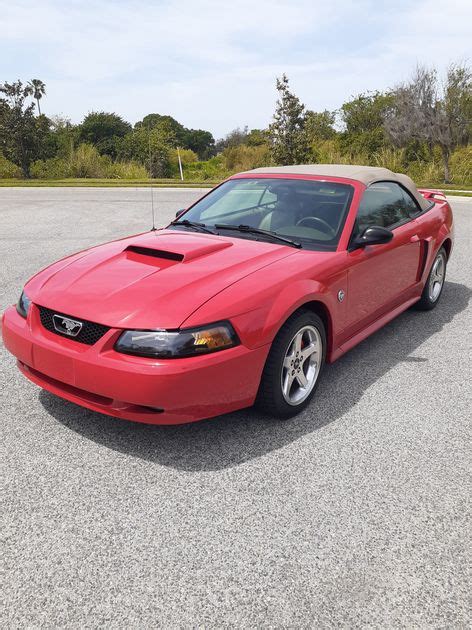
xmin=414 ymin=197 xmax=454 ymax=283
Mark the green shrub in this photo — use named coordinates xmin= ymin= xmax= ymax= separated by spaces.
xmin=450 ymin=146 xmax=472 ymax=185
xmin=168 ymin=148 xmax=198 ymax=177
xmin=31 ymin=145 xmax=111 ymax=178
xmin=31 ymin=144 xmax=107 ymax=178
xmin=31 ymin=157 xmax=70 ymax=178
xmin=372 ymin=147 xmax=406 ymax=172
xmin=407 ymin=160 xmax=443 ymax=186
xmin=223 ymin=144 xmax=271 ymax=172
xmin=105 ymin=161 xmax=148 ymax=179
xmin=309 ymin=139 xmax=367 ymax=165
xmin=69 ymin=143 xmax=111 ymax=177
xmin=184 ymin=155 xmax=228 ymax=180
xmin=30 ymin=147 xmax=149 ymax=179
xmin=0 ymin=154 xmax=22 ymax=178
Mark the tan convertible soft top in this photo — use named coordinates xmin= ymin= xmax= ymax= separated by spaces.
xmin=244 ymin=164 xmax=431 ymax=211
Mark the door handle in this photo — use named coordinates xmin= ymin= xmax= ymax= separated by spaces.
xmin=410 ymin=234 xmax=420 ymax=243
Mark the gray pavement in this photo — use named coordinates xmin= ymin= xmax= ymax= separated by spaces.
xmin=1 ymin=188 xmax=471 ymax=628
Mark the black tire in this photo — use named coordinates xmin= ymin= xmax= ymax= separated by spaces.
xmin=415 ymin=247 xmax=447 ymax=311
xmin=256 ymin=309 xmax=326 ymax=418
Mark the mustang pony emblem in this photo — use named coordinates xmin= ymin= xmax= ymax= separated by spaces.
xmin=52 ymin=314 xmax=83 ymax=337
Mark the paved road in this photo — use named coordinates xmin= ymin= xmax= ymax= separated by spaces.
xmin=1 ymin=188 xmax=471 ymax=628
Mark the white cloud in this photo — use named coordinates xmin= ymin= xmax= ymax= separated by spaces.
xmin=1 ymin=0 xmax=470 ymax=136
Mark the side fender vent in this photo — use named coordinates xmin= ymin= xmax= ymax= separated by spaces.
xmin=125 ymin=245 xmax=184 ymax=261
xmin=417 ymin=240 xmax=429 ymax=282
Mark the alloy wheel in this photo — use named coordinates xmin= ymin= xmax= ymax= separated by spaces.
xmin=281 ymin=325 xmax=322 ymax=406
xmin=428 ymin=252 xmax=446 ymax=302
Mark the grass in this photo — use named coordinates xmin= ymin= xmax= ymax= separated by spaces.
xmin=419 ymin=182 xmax=472 ymax=191
xmin=0 ymin=178 xmax=218 ymax=188
xmin=418 ymin=183 xmax=472 ymax=197
xmin=442 ymin=191 xmax=472 ymax=197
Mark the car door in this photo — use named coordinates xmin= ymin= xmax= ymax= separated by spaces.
xmin=345 ymin=181 xmax=422 ymax=334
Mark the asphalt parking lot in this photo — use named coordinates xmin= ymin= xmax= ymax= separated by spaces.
xmin=1 ymin=187 xmax=471 ymax=628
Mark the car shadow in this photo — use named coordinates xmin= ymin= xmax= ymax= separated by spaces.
xmin=40 ymin=281 xmax=471 ymax=471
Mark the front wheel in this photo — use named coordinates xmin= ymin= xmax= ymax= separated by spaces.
xmin=415 ymin=247 xmax=447 ymax=311
xmin=256 ymin=310 xmax=326 ymax=418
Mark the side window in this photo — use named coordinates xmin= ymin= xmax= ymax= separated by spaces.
xmin=401 ymin=188 xmax=421 ymax=217
xmin=356 ymin=182 xmax=412 ymax=232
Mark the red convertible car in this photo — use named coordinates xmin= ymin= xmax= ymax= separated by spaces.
xmin=2 ymin=165 xmax=453 ymax=424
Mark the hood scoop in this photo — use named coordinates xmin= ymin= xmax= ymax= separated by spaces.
xmin=27 ymin=228 xmax=296 ymax=330
xmin=125 ymin=245 xmax=184 ymax=261
xmin=124 ymin=238 xmax=233 ymax=263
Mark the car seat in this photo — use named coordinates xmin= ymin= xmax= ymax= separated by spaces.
xmin=259 ymin=186 xmax=300 ymax=231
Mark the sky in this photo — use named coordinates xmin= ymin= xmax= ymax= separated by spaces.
xmin=1 ymin=0 xmax=471 ymax=139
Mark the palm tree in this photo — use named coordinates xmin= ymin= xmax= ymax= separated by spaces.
xmin=28 ymin=79 xmax=46 ymax=115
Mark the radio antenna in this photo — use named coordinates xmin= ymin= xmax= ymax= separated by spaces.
xmin=148 ymin=126 xmax=156 ymax=231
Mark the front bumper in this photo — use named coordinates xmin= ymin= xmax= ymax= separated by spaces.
xmin=2 ymin=305 xmax=269 ymax=424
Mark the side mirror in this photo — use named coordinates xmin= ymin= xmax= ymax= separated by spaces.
xmin=351 ymin=226 xmax=393 ymax=250
xmin=175 ymin=208 xmax=185 ymax=218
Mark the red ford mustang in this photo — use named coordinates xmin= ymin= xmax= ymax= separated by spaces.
xmin=2 ymin=165 xmax=453 ymax=424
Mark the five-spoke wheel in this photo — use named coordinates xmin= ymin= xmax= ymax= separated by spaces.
xmin=257 ymin=310 xmax=326 ymax=418
xmin=416 ymin=247 xmax=447 ymax=310
xmin=281 ymin=325 xmax=322 ymax=406
xmin=428 ymin=251 xmax=446 ymax=302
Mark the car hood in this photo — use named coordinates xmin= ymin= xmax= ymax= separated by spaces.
xmin=25 ymin=229 xmax=297 ymax=329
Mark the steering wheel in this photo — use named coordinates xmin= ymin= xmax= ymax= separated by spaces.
xmin=296 ymin=216 xmax=336 ymax=237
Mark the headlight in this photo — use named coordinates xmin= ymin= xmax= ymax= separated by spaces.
xmin=16 ymin=291 xmax=31 ymax=318
xmin=114 ymin=321 xmax=239 ymax=358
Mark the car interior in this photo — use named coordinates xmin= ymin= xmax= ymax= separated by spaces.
xmin=194 ymin=179 xmax=354 ymax=247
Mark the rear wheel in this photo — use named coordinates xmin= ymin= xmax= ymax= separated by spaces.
xmin=256 ymin=310 xmax=326 ymax=418
xmin=416 ymin=247 xmax=447 ymax=310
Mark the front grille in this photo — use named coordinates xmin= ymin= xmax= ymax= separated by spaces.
xmin=38 ymin=306 xmax=110 ymax=345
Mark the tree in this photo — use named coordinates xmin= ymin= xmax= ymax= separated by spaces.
xmin=118 ymin=126 xmax=172 ymax=177
xmin=0 ymin=80 xmax=51 ymax=177
xmin=384 ymin=64 xmax=472 ymax=182
xmin=49 ymin=115 xmax=80 ymax=158
xmin=79 ymin=112 xmax=131 ymax=159
xmin=246 ymin=128 xmax=269 ymax=146
xmin=182 ymin=128 xmax=215 ymax=159
xmin=136 ymin=114 xmax=184 ymax=146
xmin=215 ymin=127 xmax=249 ymax=152
xmin=305 ymin=110 xmax=337 ymax=142
xmin=28 ymin=79 xmax=46 ymax=115
xmin=440 ymin=64 xmax=472 ymax=180
xmin=339 ymin=91 xmax=393 ymax=155
xmin=136 ymin=114 xmax=215 ymax=159
xmin=215 ymin=127 xmax=268 ymax=154
xmin=268 ymin=74 xmax=310 ymax=165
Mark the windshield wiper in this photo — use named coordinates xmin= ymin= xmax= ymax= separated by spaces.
xmin=170 ymin=219 xmax=215 ymax=235
xmin=214 ymin=224 xmax=301 ymax=248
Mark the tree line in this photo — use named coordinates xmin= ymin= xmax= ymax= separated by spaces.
xmin=0 ymin=62 xmax=471 ymax=184
xmin=269 ymin=65 xmax=471 ymax=183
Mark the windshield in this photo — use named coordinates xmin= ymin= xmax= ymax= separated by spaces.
xmin=171 ymin=178 xmax=354 ymax=250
